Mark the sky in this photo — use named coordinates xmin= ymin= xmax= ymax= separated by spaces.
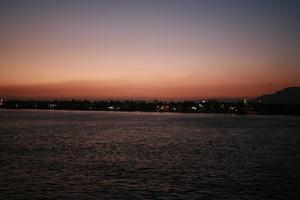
xmin=0 ymin=0 xmax=299 ymax=100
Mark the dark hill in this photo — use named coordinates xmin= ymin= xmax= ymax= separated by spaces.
xmin=257 ymin=87 xmax=300 ymax=105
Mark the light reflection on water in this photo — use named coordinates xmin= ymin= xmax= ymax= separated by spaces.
xmin=0 ymin=110 xmax=300 ymax=199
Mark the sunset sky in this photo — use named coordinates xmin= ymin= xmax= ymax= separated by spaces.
xmin=0 ymin=0 xmax=299 ymax=99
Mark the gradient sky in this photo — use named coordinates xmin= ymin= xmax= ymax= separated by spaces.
xmin=0 ymin=0 xmax=300 ymax=99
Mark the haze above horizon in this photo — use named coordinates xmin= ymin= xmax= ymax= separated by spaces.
xmin=1 ymin=0 xmax=300 ymax=99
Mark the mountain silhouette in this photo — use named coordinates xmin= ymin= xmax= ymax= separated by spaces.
xmin=257 ymin=87 xmax=300 ymax=105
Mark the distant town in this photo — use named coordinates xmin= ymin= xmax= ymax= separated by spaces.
xmin=0 ymin=87 xmax=300 ymax=115
xmin=0 ymin=98 xmax=299 ymax=115
xmin=1 ymin=87 xmax=299 ymax=115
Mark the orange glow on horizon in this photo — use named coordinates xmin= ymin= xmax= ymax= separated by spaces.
xmin=0 ymin=80 xmax=298 ymax=100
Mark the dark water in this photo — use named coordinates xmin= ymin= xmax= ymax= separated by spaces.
xmin=0 ymin=110 xmax=300 ymax=199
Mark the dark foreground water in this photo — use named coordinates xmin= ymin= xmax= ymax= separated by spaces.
xmin=0 ymin=110 xmax=300 ymax=199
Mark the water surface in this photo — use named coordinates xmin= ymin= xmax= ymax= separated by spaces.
xmin=0 ymin=110 xmax=300 ymax=199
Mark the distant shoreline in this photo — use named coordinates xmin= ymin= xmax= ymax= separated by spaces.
xmin=1 ymin=107 xmax=300 ymax=116
xmin=1 ymin=99 xmax=300 ymax=115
